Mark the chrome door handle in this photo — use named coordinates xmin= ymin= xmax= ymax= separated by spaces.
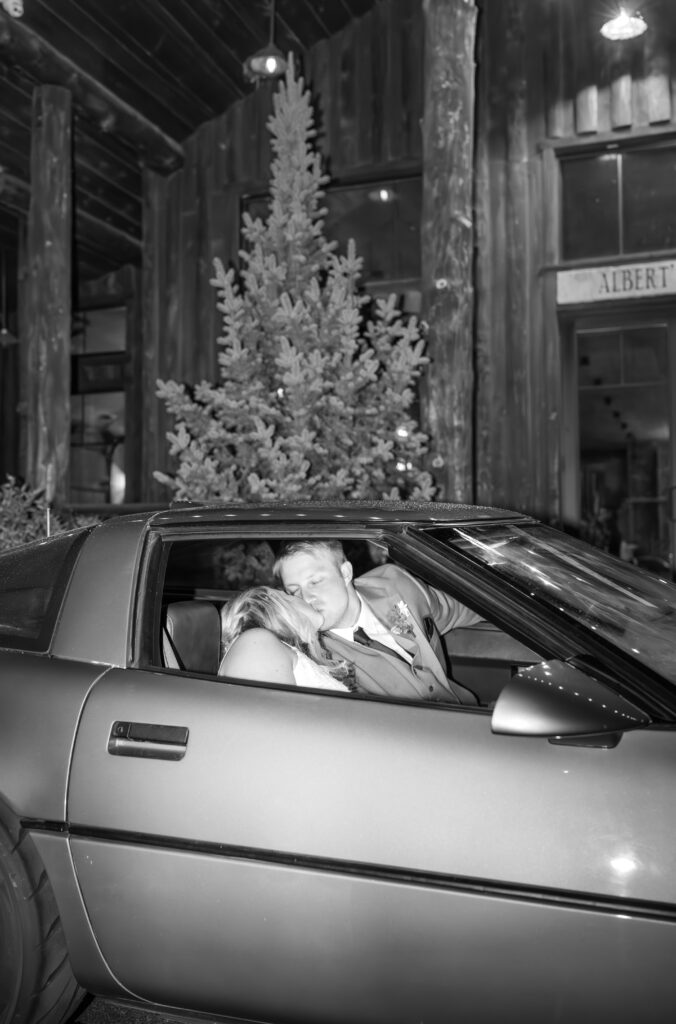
xmin=108 ymin=721 xmax=189 ymax=761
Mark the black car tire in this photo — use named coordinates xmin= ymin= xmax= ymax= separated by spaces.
xmin=0 ymin=813 xmax=86 ymax=1024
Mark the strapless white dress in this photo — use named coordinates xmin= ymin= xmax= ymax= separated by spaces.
xmin=286 ymin=646 xmax=350 ymax=692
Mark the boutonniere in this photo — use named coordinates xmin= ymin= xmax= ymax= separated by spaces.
xmin=387 ymin=600 xmax=416 ymax=639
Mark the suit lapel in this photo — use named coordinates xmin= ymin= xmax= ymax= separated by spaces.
xmin=356 ymin=581 xmax=449 ymax=684
xmin=355 ymin=583 xmax=423 ymax=660
xmin=393 ymin=632 xmax=418 ymax=660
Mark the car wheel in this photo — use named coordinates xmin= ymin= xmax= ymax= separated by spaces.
xmin=0 ymin=814 xmax=86 ymax=1024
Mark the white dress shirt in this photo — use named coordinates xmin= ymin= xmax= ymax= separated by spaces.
xmin=329 ymin=596 xmax=413 ymax=663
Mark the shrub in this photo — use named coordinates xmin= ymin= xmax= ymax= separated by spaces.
xmin=0 ymin=475 xmax=98 ymax=553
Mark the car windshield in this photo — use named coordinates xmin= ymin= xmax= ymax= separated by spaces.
xmin=431 ymin=522 xmax=676 ymax=684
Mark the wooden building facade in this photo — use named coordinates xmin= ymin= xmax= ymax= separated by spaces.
xmin=475 ymin=0 xmax=676 ymax=567
xmin=3 ymin=0 xmax=676 ymax=566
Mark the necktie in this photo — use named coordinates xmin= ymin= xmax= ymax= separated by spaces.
xmin=353 ymin=626 xmax=408 ymax=663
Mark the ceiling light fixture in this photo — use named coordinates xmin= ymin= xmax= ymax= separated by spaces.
xmin=368 ymin=187 xmax=396 ymax=203
xmin=243 ymin=0 xmax=287 ymax=84
xmin=600 ymin=7 xmax=647 ymax=41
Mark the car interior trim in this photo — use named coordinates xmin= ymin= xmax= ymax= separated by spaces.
xmin=24 ymin=818 xmax=676 ymax=926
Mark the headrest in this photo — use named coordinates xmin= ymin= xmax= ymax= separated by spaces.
xmin=164 ymin=600 xmax=220 ymax=675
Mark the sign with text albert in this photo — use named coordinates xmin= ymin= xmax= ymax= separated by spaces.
xmin=557 ymin=260 xmax=676 ymax=305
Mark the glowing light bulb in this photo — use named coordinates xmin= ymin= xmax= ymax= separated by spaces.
xmin=600 ymin=8 xmax=647 ymax=41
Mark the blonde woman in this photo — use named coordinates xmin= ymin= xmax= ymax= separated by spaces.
xmin=219 ymin=586 xmax=351 ymax=691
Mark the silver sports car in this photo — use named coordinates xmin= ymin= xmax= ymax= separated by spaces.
xmin=2 ymin=500 xmax=675 ymax=1024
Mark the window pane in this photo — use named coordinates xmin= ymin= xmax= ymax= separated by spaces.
xmin=438 ymin=522 xmax=676 ymax=683
xmin=162 ymin=537 xmax=382 ymax=597
xmin=577 ymin=330 xmax=622 ymax=385
xmin=70 ymin=308 xmax=126 ymax=505
xmin=623 ymin=148 xmax=676 ymax=252
xmin=561 ymin=155 xmax=619 ymax=260
xmin=324 ymin=177 xmax=421 ymax=285
xmin=575 ymin=321 xmax=671 ymax=569
xmin=622 ymin=326 xmax=668 ymax=383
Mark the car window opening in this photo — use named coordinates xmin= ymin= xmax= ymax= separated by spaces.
xmin=149 ymin=534 xmax=542 ymax=709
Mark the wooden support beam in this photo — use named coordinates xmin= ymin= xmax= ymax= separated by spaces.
xmin=0 ymin=13 xmax=184 ymax=173
xmin=0 ymin=245 xmax=19 ymax=482
xmin=141 ymin=167 xmax=169 ymax=502
xmin=75 ymin=208 xmax=141 ymax=257
xmin=1 ymin=170 xmax=140 ymax=276
xmin=124 ymin=265 xmax=144 ymax=502
xmin=420 ymin=0 xmax=478 ymax=502
xmin=25 ymin=85 xmax=73 ymax=503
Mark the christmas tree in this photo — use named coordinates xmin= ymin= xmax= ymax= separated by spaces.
xmin=155 ymin=61 xmax=435 ymax=503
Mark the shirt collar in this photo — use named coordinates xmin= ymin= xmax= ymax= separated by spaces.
xmin=330 ymin=595 xmax=368 ymax=641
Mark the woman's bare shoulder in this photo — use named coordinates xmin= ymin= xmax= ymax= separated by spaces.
xmin=219 ymin=628 xmax=295 ymax=683
xmin=228 ymin=628 xmax=288 ymax=655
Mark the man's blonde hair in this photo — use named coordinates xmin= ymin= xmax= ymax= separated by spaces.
xmin=272 ymin=539 xmax=346 ymax=581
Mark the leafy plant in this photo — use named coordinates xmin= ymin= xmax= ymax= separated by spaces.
xmin=156 ymin=61 xmax=435 ymax=503
xmin=0 ymin=475 xmax=98 ymax=553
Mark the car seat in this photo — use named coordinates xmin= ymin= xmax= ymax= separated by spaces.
xmin=162 ymin=600 xmax=221 ymax=674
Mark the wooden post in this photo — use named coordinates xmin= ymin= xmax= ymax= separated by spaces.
xmin=141 ymin=166 xmax=169 ymax=501
xmin=25 ymin=85 xmax=72 ymax=503
xmin=0 ymin=244 xmax=19 ymax=482
xmin=421 ymin=0 xmax=478 ymax=501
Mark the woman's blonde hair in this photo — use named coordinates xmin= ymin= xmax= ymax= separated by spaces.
xmin=220 ymin=586 xmax=349 ymax=680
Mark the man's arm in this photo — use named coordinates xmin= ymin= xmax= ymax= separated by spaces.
xmin=395 ymin=565 xmax=485 ymax=633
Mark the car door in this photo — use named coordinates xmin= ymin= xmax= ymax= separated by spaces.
xmin=67 ymin=658 xmax=676 ymax=1024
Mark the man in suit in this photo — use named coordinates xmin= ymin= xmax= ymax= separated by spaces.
xmin=273 ymin=539 xmax=481 ymax=704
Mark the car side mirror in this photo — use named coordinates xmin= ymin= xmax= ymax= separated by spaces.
xmin=491 ymin=659 xmax=650 ymax=742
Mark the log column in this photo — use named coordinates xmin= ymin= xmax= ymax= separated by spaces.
xmin=25 ymin=85 xmax=72 ymax=503
xmin=421 ymin=0 xmax=478 ymax=501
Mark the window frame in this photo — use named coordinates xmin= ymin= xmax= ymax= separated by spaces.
xmin=133 ymin=526 xmax=395 ymax=672
xmin=558 ymin=137 xmax=676 ymax=264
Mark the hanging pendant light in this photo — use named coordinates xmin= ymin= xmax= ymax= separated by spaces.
xmin=600 ymin=7 xmax=648 ymax=41
xmin=243 ymin=0 xmax=287 ymax=83
xmin=0 ymin=249 xmax=18 ymax=348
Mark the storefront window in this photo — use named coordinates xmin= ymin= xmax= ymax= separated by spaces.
xmin=623 ymin=147 xmax=676 ymax=253
xmin=561 ymin=144 xmax=676 ymax=261
xmin=70 ymin=307 xmax=128 ymax=505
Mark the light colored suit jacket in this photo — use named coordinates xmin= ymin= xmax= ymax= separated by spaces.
xmin=322 ymin=564 xmax=482 ymax=704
